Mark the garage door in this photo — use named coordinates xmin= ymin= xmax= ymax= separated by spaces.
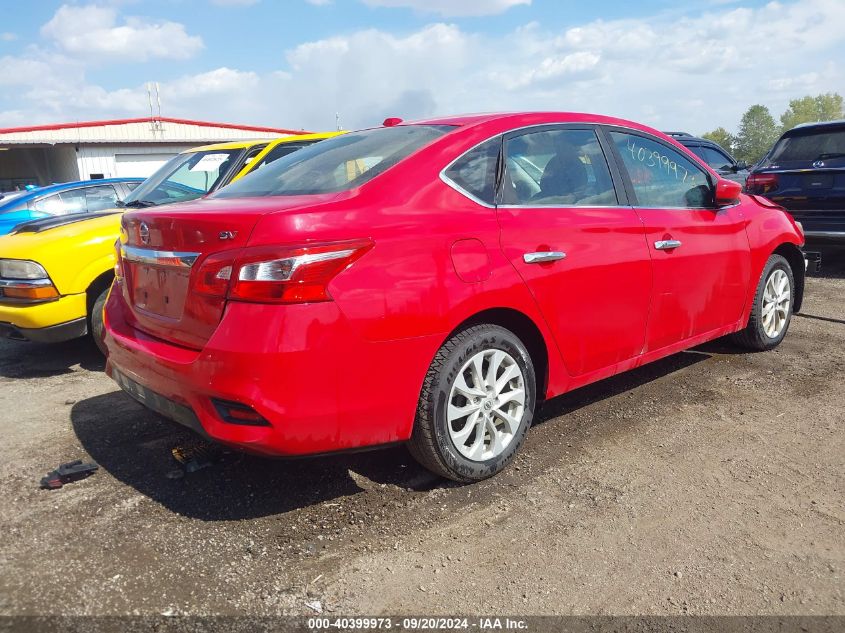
xmin=114 ymin=153 xmax=177 ymax=178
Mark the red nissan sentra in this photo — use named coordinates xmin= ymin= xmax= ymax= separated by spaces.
xmin=104 ymin=112 xmax=806 ymax=482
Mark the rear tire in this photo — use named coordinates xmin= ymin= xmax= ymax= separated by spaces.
xmin=732 ymin=254 xmax=794 ymax=351
xmin=89 ymin=286 xmax=109 ymax=356
xmin=408 ymin=324 xmax=536 ymax=482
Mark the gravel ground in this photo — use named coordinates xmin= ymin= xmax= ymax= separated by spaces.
xmin=0 ymin=254 xmax=843 ymax=617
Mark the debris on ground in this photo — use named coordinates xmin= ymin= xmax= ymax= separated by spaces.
xmin=40 ymin=460 xmax=99 ymax=490
xmin=305 ymin=599 xmax=323 ymax=613
xmin=171 ymin=440 xmax=224 ymax=474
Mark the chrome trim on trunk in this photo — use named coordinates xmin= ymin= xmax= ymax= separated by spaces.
xmin=121 ymin=245 xmax=201 ymax=268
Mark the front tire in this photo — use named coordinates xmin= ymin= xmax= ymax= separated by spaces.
xmin=408 ymin=324 xmax=536 ymax=482
xmin=732 ymin=254 xmax=794 ymax=351
xmin=89 ymin=286 xmax=109 ymax=356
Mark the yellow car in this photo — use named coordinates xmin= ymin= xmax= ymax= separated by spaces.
xmin=0 ymin=132 xmax=342 ymax=352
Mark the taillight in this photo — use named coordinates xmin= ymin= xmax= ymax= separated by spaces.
xmin=114 ymin=239 xmax=124 ymax=281
xmin=188 ymin=240 xmax=373 ymax=304
xmin=193 ymin=250 xmax=237 ymax=298
xmin=746 ymin=173 xmax=779 ymax=194
xmin=229 ymin=239 xmax=373 ymax=304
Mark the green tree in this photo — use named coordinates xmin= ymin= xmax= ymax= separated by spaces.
xmin=701 ymin=127 xmax=736 ymax=155
xmin=734 ymin=105 xmax=780 ymax=164
xmin=780 ymin=93 xmax=844 ymax=132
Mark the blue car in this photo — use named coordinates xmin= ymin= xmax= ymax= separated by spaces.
xmin=0 ymin=178 xmax=143 ymax=236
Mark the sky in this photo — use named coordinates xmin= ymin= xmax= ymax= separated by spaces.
xmin=0 ymin=0 xmax=843 ymax=135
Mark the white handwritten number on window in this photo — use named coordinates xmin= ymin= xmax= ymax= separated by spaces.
xmin=626 ymin=140 xmax=697 ymax=185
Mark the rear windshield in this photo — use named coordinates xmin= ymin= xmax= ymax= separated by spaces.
xmin=213 ymin=125 xmax=454 ymax=198
xmin=767 ymin=128 xmax=845 ymax=163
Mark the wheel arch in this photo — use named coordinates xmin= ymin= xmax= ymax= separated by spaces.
xmin=773 ymin=242 xmax=805 ymax=313
xmin=85 ymin=270 xmax=114 ymax=315
xmin=449 ymin=307 xmax=550 ymax=401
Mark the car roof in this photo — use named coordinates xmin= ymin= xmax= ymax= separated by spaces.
xmin=189 ymin=131 xmax=344 ymax=154
xmin=263 ymin=131 xmax=346 ymax=149
xmin=786 ymin=119 xmax=845 ymax=133
xmin=408 ymin=111 xmax=673 ymax=138
xmin=183 ymin=138 xmax=279 ymax=153
xmin=0 ymin=178 xmax=144 ymax=203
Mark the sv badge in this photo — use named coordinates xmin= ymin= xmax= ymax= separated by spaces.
xmin=219 ymin=231 xmax=238 ymax=241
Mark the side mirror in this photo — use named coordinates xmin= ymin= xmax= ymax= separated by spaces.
xmin=734 ymin=160 xmax=749 ymax=171
xmin=715 ymin=178 xmax=742 ymax=206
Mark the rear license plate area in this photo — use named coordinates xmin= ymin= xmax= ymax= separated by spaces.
xmin=130 ymin=264 xmax=189 ymax=318
xmin=803 ymin=174 xmax=833 ymax=189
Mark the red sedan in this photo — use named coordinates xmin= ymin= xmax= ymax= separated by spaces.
xmin=103 ymin=112 xmax=806 ymax=482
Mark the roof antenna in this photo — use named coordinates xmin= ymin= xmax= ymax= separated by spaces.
xmin=154 ymin=82 xmax=163 ymax=134
xmin=146 ymin=82 xmax=162 ymax=134
xmin=146 ymin=82 xmax=154 ymax=120
xmin=335 ymin=112 xmax=341 ymax=131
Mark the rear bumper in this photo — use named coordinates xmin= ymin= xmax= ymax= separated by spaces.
xmin=103 ymin=288 xmax=439 ymax=457
xmin=803 ymin=230 xmax=845 ymax=243
xmin=802 ymin=250 xmax=822 ymax=273
xmin=784 ymin=210 xmax=845 ymax=243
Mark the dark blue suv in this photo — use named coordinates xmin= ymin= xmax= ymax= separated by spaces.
xmin=665 ymin=132 xmax=750 ymax=186
xmin=746 ymin=120 xmax=845 ymax=243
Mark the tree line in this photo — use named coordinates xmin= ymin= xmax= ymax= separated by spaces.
xmin=700 ymin=93 xmax=843 ymax=165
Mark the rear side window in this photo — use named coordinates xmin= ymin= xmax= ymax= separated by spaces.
xmin=610 ymin=131 xmax=712 ymax=208
xmin=443 ymin=138 xmax=500 ymax=205
xmin=32 ymin=193 xmax=66 ymax=215
xmin=502 ymin=128 xmax=617 ymax=206
xmin=766 ymin=128 xmax=845 ymax=163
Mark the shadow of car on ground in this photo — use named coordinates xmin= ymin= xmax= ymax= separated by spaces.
xmin=0 ymin=336 xmax=103 ymax=379
xmin=71 ymin=347 xmax=714 ymax=522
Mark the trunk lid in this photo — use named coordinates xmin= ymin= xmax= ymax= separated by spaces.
xmin=119 ymin=194 xmax=338 ymax=348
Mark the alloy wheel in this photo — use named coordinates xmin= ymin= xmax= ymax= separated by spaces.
xmin=761 ymin=268 xmax=791 ymax=339
xmin=446 ymin=349 xmax=526 ymax=461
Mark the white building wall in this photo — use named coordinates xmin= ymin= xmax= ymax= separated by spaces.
xmin=75 ymin=143 xmax=198 ymax=179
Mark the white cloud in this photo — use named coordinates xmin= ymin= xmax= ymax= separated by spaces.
xmin=41 ymin=4 xmax=203 ymax=61
xmin=2 ymin=0 xmax=844 ymax=137
xmin=361 ymin=0 xmax=530 ymax=17
xmin=306 ymin=0 xmax=333 ymax=5
xmin=0 ymin=32 xmax=17 ymax=42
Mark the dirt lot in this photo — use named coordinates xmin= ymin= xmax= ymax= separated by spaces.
xmin=0 ymin=256 xmax=843 ymax=617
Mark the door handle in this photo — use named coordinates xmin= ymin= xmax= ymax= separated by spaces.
xmin=654 ymin=239 xmax=682 ymax=250
xmin=523 ymin=251 xmax=567 ymax=264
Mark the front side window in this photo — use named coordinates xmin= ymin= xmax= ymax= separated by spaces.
xmin=443 ymin=138 xmax=500 ymax=204
xmin=610 ymin=132 xmax=712 ymax=208
xmin=699 ymin=147 xmax=734 ymax=171
xmin=123 ymin=148 xmax=243 ymax=207
xmin=502 ymin=128 xmax=617 ymax=206
xmin=84 ymin=185 xmax=119 ymax=212
xmin=213 ymin=125 xmax=454 ymax=199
